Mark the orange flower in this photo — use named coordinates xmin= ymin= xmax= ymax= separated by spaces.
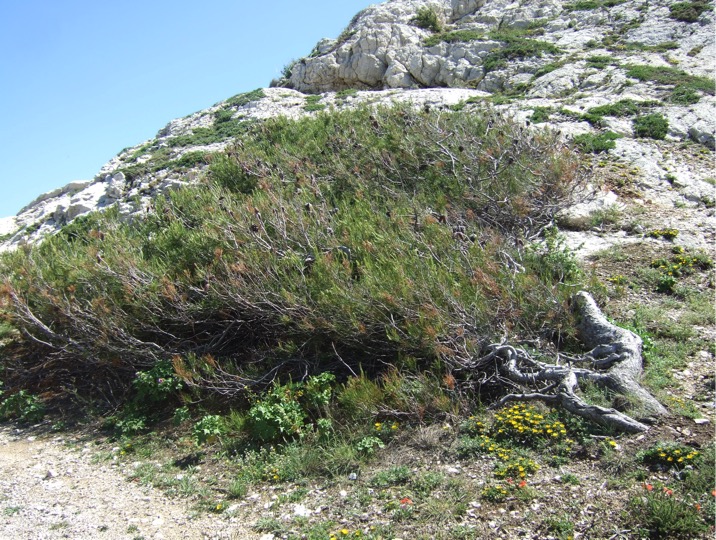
xmin=518 ymin=480 xmax=527 ymax=488
xmin=400 ymin=497 xmax=413 ymax=506
xmin=644 ymin=483 xmax=653 ymax=491
xmin=662 ymin=487 xmax=673 ymax=496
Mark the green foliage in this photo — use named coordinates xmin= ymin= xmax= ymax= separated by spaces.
xmin=573 ymin=131 xmax=622 ymax=153
xmin=246 ymin=373 xmax=335 ymax=442
xmin=483 ymin=30 xmax=561 ymax=73
xmin=586 ymin=55 xmax=616 ymax=69
xmin=132 ymin=361 xmax=184 ymax=405
xmin=669 ymin=85 xmax=701 ymax=105
xmin=303 ymin=94 xmax=326 ymax=112
xmin=281 ymin=59 xmax=298 ymax=79
xmin=355 ymin=436 xmax=385 ymax=456
xmin=412 ymin=5 xmax=443 ymax=33
xmin=630 ymin=482 xmax=710 ymax=539
xmin=104 ymin=361 xmax=184 ymax=436
xmin=424 ymin=29 xmax=483 ymax=47
xmin=208 ymin=153 xmax=257 ymax=194
xmin=633 ymin=113 xmax=669 ymax=140
xmin=0 ymin=384 xmax=45 ymax=423
xmin=224 ymin=89 xmax=266 ymax=108
xmin=621 ymin=41 xmax=679 ymax=53
xmin=370 ymin=465 xmax=412 ymax=488
xmin=213 ymin=109 xmax=234 ymax=124
xmin=625 ymin=65 xmax=714 ymax=96
xmin=532 ymin=62 xmax=562 ymax=79
xmin=638 ymin=442 xmax=701 ymax=470
xmin=193 ymin=414 xmax=225 ymax=445
xmin=583 ymin=99 xmax=659 ymax=127
xmin=118 ymin=147 xmax=203 ymax=181
xmin=167 ymin=117 xmax=250 ymax=147
xmin=669 ymin=1 xmax=710 ymax=22
xmin=563 ymin=0 xmax=626 ymax=9
xmin=649 ymin=249 xmax=712 ymax=293
xmin=481 ymin=483 xmax=510 ymax=502
xmin=525 ymin=227 xmax=583 ymax=284
xmin=174 ymin=151 xmax=209 ymax=168
xmin=530 ymin=106 xmax=552 ymax=123
xmin=1 ymin=105 xmax=586 ymax=406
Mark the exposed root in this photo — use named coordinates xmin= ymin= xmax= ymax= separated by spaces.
xmin=477 ymin=291 xmax=668 ymax=433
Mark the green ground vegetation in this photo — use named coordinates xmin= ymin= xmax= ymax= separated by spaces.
xmin=0 ymin=105 xmax=586 ymax=411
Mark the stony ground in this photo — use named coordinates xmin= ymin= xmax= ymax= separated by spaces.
xmin=0 ymin=424 xmax=248 ymax=540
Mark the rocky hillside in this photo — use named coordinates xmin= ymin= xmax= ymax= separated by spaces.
xmin=1 ymin=0 xmax=714 ymax=254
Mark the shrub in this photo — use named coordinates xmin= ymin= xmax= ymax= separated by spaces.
xmin=0 ymin=385 xmax=45 ymax=423
xmin=225 ymin=88 xmax=266 ymax=108
xmin=630 ymin=483 xmax=710 ymax=539
xmin=412 ymin=6 xmax=443 ymax=33
xmin=246 ymin=373 xmax=335 ymax=442
xmin=424 ymin=29 xmax=483 ymax=47
xmin=633 ymin=113 xmax=669 ymax=140
xmin=638 ymin=442 xmax=701 ymax=470
xmin=669 ymin=1 xmax=710 ymax=22
xmin=563 ymin=0 xmax=626 ymax=9
xmin=573 ymin=131 xmax=622 ymax=153
xmin=624 ymin=65 xmax=714 ymax=96
xmin=669 ymin=85 xmax=701 ymax=105
xmin=530 ymin=106 xmax=552 ymax=123
xmin=1 ymin=105 xmax=587 ymax=405
xmin=586 ymin=55 xmax=616 ymax=69
xmin=483 ymin=31 xmax=561 ymax=72
xmin=208 ymin=153 xmax=257 ymax=194
xmin=193 ymin=414 xmax=225 ymax=445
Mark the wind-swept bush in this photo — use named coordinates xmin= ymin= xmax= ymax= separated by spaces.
xmin=0 ymin=106 xmax=586 ymax=403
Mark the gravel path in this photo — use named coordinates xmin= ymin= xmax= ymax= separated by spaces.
xmin=0 ymin=424 xmax=252 ymax=540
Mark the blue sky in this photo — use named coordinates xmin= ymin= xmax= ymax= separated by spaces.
xmin=0 ymin=0 xmax=375 ymax=218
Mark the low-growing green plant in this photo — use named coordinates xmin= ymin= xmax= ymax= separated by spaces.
xmin=586 ymin=55 xmax=616 ymax=69
xmin=370 ymin=465 xmax=412 ymax=488
xmin=532 ymin=61 xmax=563 ymax=79
xmin=573 ymin=131 xmax=622 ymax=153
xmin=561 ymin=472 xmax=580 ymax=485
xmin=633 ymin=113 xmax=669 ymax=140
xmin=530 ymin=106 xmax=552 ymax=123
xmin=355 ymin=436 xmax=385 ymax=456
xmin=483 ymin=31 xmax=561 ymax=73
xmin=638 ymin=442 xmax=701 ymax=470
xmin=563 ymin=0 xmax=626 ymax=10
xmin=167 ymin=117 xmax=250 ymax=147
xmin=424 ymin=29 xmax=483 ymax=47
xmin=481 ymin=483 xmax=510 ymax=502
xmin=669 ymin=1 xmax=710 ymax=22
xmin=669 ymin=85 xmax=702 ymax=105
xmin=583 ymin=99 xmax=659 ymax=127
xmin=543 ymin=515 xmax=575 ymax=540
xmin=1 ymin=105 xmax=588 ymax=421
xmin=412 ymin=5 xmax=443 ymax=33
xmin=624 ymin=65 xmax=714 ymax=96
xmin=225 ymin=89 xmax=266 ymax=108
xmin=193 ymin=414 xmax=225 ymax=445
xmin=0 ymin=384 xmax=45 ymax=423
xmin=630 ymin=482 xmax=710 ymax=538
xmin=246 ymin=373 xmax=335 ymax=442
xmin=213 ymin=109 xmax=234 ymax=124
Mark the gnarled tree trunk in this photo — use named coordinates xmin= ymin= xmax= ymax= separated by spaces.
xmin=478 ymin=291 xmax=667 ymax=433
